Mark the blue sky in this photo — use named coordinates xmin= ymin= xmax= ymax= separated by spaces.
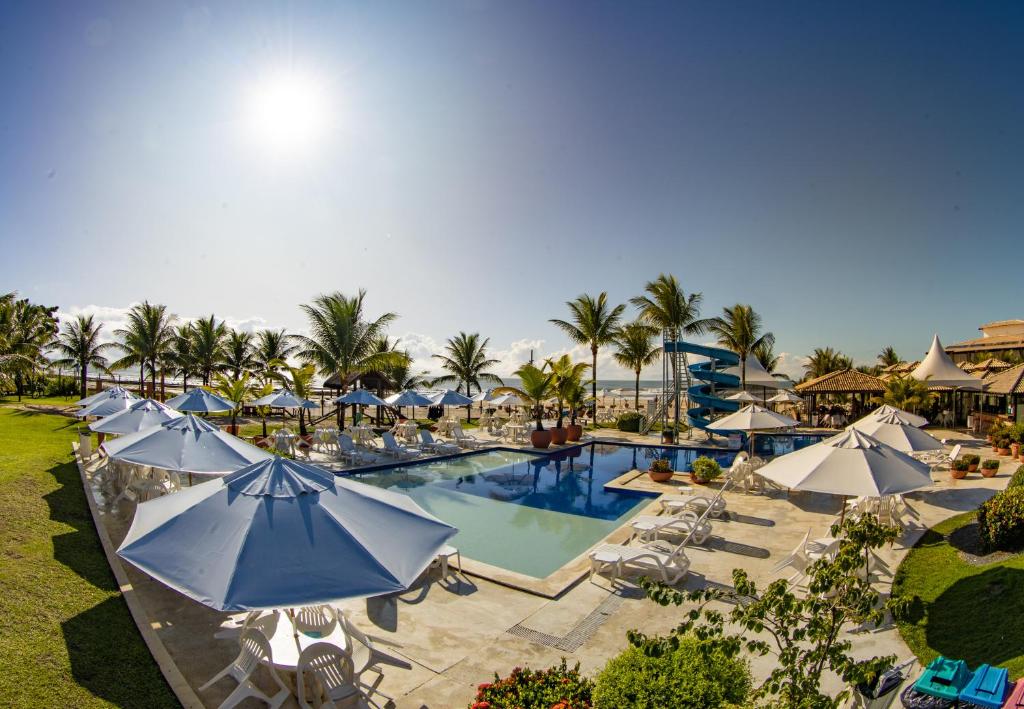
xmin=2 ymin=1 xmax=1022 ymax=379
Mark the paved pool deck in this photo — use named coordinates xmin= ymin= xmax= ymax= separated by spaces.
xmin=76 ymin=427 xmax=1015 ymax=708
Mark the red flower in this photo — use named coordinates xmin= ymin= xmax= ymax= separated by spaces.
xmin=477 ymin=683 xmax=492 ymax=691
xmin=471 ymin=703 xmax=490 ymax=709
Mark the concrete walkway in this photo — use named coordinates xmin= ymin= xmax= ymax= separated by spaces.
xmin=77 ymin=428 xmax=1016 ymax=708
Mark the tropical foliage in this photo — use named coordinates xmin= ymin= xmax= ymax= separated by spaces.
xmin=432 ymin=332 xmax=503 ymax=421
xmin=876 ymin=375 xmax=934 ymax=413
xmin=543 ymin=354 xmax=590 ymax=428
xmin=506 ymin=363 xmax=555 ymax=431
xmin=612 ymin=321 xmax=660 ymax=410
xmin=705 ymin=304 xmax=774 ymax=389
xmin=877 ymin=346 xmax=900 ymax=368
xmin=49 ymin=314 xmax=115 ymax=398
xmin=111 ymin=301 xmax=175 ymax=398
xmin=550 ymin=292 xmax=625 ymax=402
xmin=803 ymin=347 xmax=853 ymax=380
xmin=0 ymin=293 xmax=60 ymax=399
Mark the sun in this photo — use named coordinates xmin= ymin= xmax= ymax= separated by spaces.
xmin=243 ymin=72 xmax=330 ymax=157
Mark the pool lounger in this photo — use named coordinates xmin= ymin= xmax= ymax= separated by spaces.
xmin=912 ymin=656 xmax=973 ymax=702
xmin=959 ymin=664 xmax=1011 ymax=709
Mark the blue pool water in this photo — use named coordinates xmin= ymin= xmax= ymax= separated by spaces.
xmin=349 ymin=436 xmax=827 ymax=579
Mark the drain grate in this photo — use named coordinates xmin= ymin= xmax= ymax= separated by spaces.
xmin=507 ymin=588 xmax=641 ymax=651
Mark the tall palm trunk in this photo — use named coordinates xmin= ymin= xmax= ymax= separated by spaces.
xmin=634 ymin=368 xmax=641 ymax=410
xmin=591 ymin=345 xmax=598 ymax=402
xmin=139 ymin=364 xmax=145 ymax=397
xmin=80 ymin=362 xmax=88 ymax=400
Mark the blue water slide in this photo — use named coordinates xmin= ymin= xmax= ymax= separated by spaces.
xmin=664 ymin=341 xmax=740 ymax=431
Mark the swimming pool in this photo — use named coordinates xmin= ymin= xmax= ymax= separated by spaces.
xmin=349 ymin=436 xmax=828 ymax=579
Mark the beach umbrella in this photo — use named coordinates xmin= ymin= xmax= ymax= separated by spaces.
xmin=116 ymin=456 xmax=457 ymax=611
xmin=849 ymin=412 xmax=942 ymax=454
xmin=430 ymin=389 xmax=473 ymax=407
xmin=471 ymin=389 xmax=495 ymax=403
xmin=705 ymin=404 xmax=798 ymax=432
xmin=726 ymin=391 xmax=761 ymax=403
xmin=103 ymin=413 xmax=271 ymax=476
xmin=89 ymin=399 xmax=182 ymax=434
xmin=859 ymin=404 xmax=928 ymax=428
xmin=334 ymin=389 xmax=387 ymax=406
xmin=75 ymin=385 xmax=131 ymax=408
xmin=385 ymin=390 xmax=435 ymax=407
xmin=251 ymin=389 xmax=318 ymax=410
xmin=165 ymin=388 xmax=237 ymax=413
xmin=766 ymin=390 xmax=803 ymax=405
xmin=755 ymin=428 xmax=932 ymax=498
xmin=76 ymin=389 xmax=140 ymax=418
xmin=489 ymin=393 xmax=525 ymax=407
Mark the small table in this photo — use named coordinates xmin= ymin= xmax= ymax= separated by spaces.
xmin=506 ymin=423 xmax=526 ymax=443
xmin=351 ymin=425 xmax=374 ymax=445
xmin=259 ymin=611 xmax=351 ymax=671
xmin=396 ymin=422 xmax=418 ymax=444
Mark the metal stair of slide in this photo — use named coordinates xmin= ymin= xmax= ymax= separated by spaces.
xmin=665 ymin=341 xmax=741 ymax=432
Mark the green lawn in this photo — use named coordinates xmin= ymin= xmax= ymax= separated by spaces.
xmin=893 ymin=511 xmax=1024 ymax=677
xmin=0 ymin=404 xmax=177 ymax=708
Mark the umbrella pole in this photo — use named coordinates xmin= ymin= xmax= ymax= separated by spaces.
xmin=839 ymin=494 xmax=847 ymax=524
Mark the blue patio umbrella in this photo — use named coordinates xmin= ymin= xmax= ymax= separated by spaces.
xmin=75 ymin=385 xmax=131 ymax=408
xmin=116 ymin=456 xmax=457 ymax=611
xmin=430 ymin=389 xmax=473 ymax=407
xmin=164 ymin=388 xmax=237 ymax=413
xmin=251 ymin=388 xmax=318 ymax=409
xmin=76 ymin=389 xmax=140 ymax=418
xmin=335 ymin=389 xmax=388 ymax=406
xmin=89 ymin=398 xmax=183 ymax=434
xmin=385 ymin=389 xmax=434 ymax=419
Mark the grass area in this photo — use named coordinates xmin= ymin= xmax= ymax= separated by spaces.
xmin=0 ymin=404 xmax=177 ymax=708
xmin=0 ymin=394 xmax=79 ymax=408
xmin=893 ymin=511 xmax=1024 ymax=677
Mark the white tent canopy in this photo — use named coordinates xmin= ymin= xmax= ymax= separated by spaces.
xmin=909 ymin=335 xmax=983 ymax=390
xmin=721 ymin=355 xmax=794 ymax=390
xmin=756 ymin=428 xmax=933 ymax=497
xmin=89 ymin=399 xmax=183 ymax=434
xmin=103 ymin=414 xmax=272 ymax=475
xmin=705 ymin=404 xmax=799 ymax=432
xmin=849 ymin=411 xmax=943 ymax=453
xmin=117 ymin=456 xmax=457 ymax=611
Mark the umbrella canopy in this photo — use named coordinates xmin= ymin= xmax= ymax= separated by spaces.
xmin=335 ymin=389 xmax=388 ymax=406
xmin=89 ymin=399 xmax=183 ymax=434
xmin=430 ymin=389 xmax=474 ymax=406
xmin=471 ymin=388 xmax=496 ymax=403
xmin=165 ymin=388 xmax=238 ymax=413
xmin=250 ymin=389 xmax=318 ymax=409
xmin=76 ymin=390 xmax=140 ymax=418
xmin=385 ymin=389 xmax=435 ymax=407
xmin=755 ymin=428 xmax=933 ymax=497
xmin=705 ymin=404 xmax=799 ymax=432
xmin=849 ymin=412 xmax=943 ymax=453
xmin=75 ymin=385 xmax=131 ymax=408
xmin=116 ymin=456 xmax=457 ymax=611
xmin=766 ymin=390 xmax=803 ymax=404
xmin=909 ymin=335 xmax=984 ymax=390
xmin=860 ymin=404 xmax=928 ymax=428
xmin=103 ymin=414 xmax=272 ymax=475
xmin=489 ymin=393 xmax=525 ymax=407
xmin=726 ymin=390 xmax=761 ymax=403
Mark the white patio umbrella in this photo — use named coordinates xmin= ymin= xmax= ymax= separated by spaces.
xmin=860 ymin=404 xmax=928 ymax=428
xmin=430 ymin=389 xmax=473 ymax=407
xmin=767 ymin=390 xmax=803 ymax=405
xmin=849 ymin=412 xmax=942 ymax=454
xmin=89 ymin=399 xmax=183 ymax=434
xmin=335 ymin=389 xmax=387 ymax=406
xmin=75 ymin=385 xmax=131 ymax=408
xmin=116 ymin=456 xmax=457 ymax=611
xmin=489 ymin=393 xmax=525 ymax=407
xmin=755 ymin=428 xmax=933 ymax=498
xmin=165 ymin=388 xmax=237 ymax=413
xmin=726 ymin=391 xmax=761 ymax=403
xmin=250 ymin=389 xmax=318 ymax=409
xmin=471 ymin=388 xmax=496 ymax=403
xmin=385 ymin=389 xmax=435 ymax=407
xmin=705 ymin=404 xmax=799 ymax=432
xmin=103 ymin=414 xmax=272 ymax=476
xmin=76 ymin=389 xmax=140 ymax=418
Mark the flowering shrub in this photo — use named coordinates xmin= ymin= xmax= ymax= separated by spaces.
xmin=978 ymin=487 xmax=1024 ymax=551
xmin=470 ymin=659 xmax=593 ymax=709
xmin=1010 ymin=464 xmax=1024 ymax=489
xmin=649 ymin=458 xmax=672 ymax=473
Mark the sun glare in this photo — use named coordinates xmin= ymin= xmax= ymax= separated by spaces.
xmin=243 ymin=72 xmax=330 ymax=157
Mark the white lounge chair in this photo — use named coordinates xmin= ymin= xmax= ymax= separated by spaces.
xmin=381 ymin=432 xmax=420 ymax=460
xmin=628 ymin=509 xmax=713 ymax=545
xmin=451 ymin=425 xmax=485 ymax=450
xmin=588 ymin=538 xmax=691 ymax=585
xmin=296 ymin=642 xmax=373 ymax=709
xmin=337 ymin=614 xmax=412 ymax=702
xmin=419 ymin=430 xmax=460 ymax=455
xmin=659 ymin=477 xmax=733 ymax=518
xmin=915 ymin=443 xmax=961 ymax=468
xmin=199 ymin=629 xmax=289 ymax=709
xmin=338 ymin=434 xmax=376 ymax=466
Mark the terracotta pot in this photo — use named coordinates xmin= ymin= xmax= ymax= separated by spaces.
xmin=662 ymin=431 xmax=675 ymax=444
xmin=1019 ymin=453 xmax=1024 ymax=464
xmin=565 ymin=423 xmax=583 ymax=441
xmin=551 ymin=427 xmax=568 ymax=445
xmin=690 ymin=472 xmax=710 ymax=485
xmin=998 ymin=447 xmax=1011 ymax=456
xmin=951 ymin=468 xmax=967 ymax=480
xmin=968 ymin=464 xmax=979 ymax=473
xmin=648 ymin=469 xmax=674 ymax=482
xmin=981 ymin=465 xmax=999 ymax=478
xmin=531 ymin=429 xmax=552 ymax=449
xmin=1012 ymin=443 xmax=1021 ymax=458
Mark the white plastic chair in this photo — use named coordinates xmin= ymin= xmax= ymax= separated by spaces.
xmin=296 ymin=642 xmax=372 ymax=709
xmin=381 ymin=432 xmax=420 ymax=460
xmin=770 ymin=529 xmax=813 ymax=585
xmin=292 ymin=605 xmax=338 ymax=638
xmin=419 ymin=430 xmax=460 ymax=455
xmin=452 ymin=425 xmax=485 ymax=450
xmin=199 ymin=629 xmax=289 ymax=709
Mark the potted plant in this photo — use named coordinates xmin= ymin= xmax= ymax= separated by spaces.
xmin=962 ymin=453 xmax=980 ymax=473
xmin=505 ymin=363 xmax=556 ymax=449
xmin=950 ymin=458 xmax=969 ymax=479
xmin=997 ymin=436 xmax=1012 ymax=456
xmin=648 ymin=457 xmax=674 ymax=482
xmin=690 ymin=456 xmax=723 ymax=485
xmin=213 ymin=373 xmax=254 ymax=436
xmin=981 ymin=459 xmax=1000 ymax=478
xmin=563 ymin=380 xmax=588 ymax=442
xmin=543 ymin=355 xmax=589 ymax=446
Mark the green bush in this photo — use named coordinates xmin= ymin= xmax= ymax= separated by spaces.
xmin=982 ymin=459 xmax=1000 ymax=471
xmin=962 ymin=453 xmax=981 ymax=467
xmin=951 ymin=458 xmax=969 ymax=472
xmin=593 ymin=636 xmax=751 ymax=709
xmin=649 ymin=458 xmax=672 ymax=473
xmin=978 ymin=487 xmax=1024 ymax=552
xmin=471 ymin=659 xmax=593 ymax=708
xmin=1009 ymin=465 xmax=1024 ymax=489
xmin=617 ymin=411 xmax=642 ymax=432
xmin=1008 ymin=423 xmax=1024 ymax=444
xmin=690 ymin=456 xmax=723 ymax=482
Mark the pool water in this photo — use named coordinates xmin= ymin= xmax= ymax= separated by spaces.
xmin=350 ymin=437 xmax=827 ymax=579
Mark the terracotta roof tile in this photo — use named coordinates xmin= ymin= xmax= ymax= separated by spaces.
xmin=795 ymin=369 xmax=886 ymax=394
xmin=981 ymin=364 xmax=1024 ymax=396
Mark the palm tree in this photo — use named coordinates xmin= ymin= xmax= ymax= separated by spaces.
xmin=191 ymin=315 xmax=228 ymax=386
xmin=212 ymin=372 xmax=255 ymax=432
xmin=878 ymin=346 xmax=901 ymax=368
xmin=385 ymin=352 xmax=429 ymax=391
xmin=223 ymin=329 xmax=258 ymax=379
xmin=431 ymin=332 xmax=503 ymax=422
xmin=268 ymin=360 xmax=317 ymax=436
xmin=753 ymin=339 xmax=781 ymax=374
xmin=704 ymin=304 xmax=774 ymax=389
xmin=0 ymin=296 xmax=59 ymax=399
xmin=504 ymin=363 xmax=556 ymax=432
xmin=877 ymin=375 xmax=935 ymax=413
xmin=612 ymin=321 xmax=660 ymax=410
xmin=50 ymin=314 xmax=116 ymax=398
xmin=630 ymin=274 xmax=706 ymax=432
xmin=295 ymin=290 xmax=402 ymax=426
xmin=543 ymin=354 xmax=590 ymax=429
xmin=113 ymin=301 xmax=174 ymax=398
xmin=550 ymin=292 xmax=625 ymax=403
xmin=803 ymin=347 xmax=853 ymax=380
xmin=166 ymin=323 xmax=197 ymax=392
xmin=254 ymin=329 xmax=296 ymax=381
